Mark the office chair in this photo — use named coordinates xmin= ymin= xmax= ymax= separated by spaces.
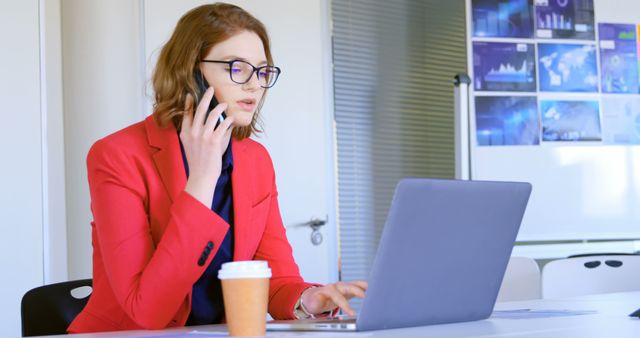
xmin=21 ymin=279 xmax=92 ymax=337
xmin=497 ymin=256 xmax=542 ymax=302
xmin=542 ymin=254 xmax=640 ymax=299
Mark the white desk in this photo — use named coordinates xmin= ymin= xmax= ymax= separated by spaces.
xmin=38 ymin=291 xmax=640 ymax=338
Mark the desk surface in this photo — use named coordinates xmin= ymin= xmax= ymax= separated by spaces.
xmin=37 ymin=291 xmax=640 ymax=338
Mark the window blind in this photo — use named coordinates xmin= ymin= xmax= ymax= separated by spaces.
xmin=331 ymin=0 xmax=467 ymax=309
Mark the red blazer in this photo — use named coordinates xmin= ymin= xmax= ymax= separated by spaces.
xmin=68 ymin=116 xmax=315 ymax=333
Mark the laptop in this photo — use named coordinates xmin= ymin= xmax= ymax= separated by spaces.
xmin=267 ymin=178 xmax=532 ymax=332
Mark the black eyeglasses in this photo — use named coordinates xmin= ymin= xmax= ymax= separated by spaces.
xmin=200 ymin=59 xmax=281 ymax=88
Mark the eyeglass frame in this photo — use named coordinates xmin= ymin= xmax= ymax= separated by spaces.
xmin=199 ymin=59 xmax=281 ymax=88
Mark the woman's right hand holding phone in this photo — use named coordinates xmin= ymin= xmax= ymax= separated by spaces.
xmin=181 ymin=87 xmax=234 ymax=207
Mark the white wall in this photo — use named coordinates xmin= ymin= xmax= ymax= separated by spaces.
xmin=62 ymin=0 xmax=146 ymax=279
xmin=0 ymin=0 xmax=68 ymax=335
xmin=0 ymin=1 xmax=44 ymax=336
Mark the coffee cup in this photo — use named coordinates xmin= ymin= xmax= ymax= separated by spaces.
xmin=218 ymin=260 xmax=272 ymax=336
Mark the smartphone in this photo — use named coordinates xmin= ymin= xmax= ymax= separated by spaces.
xmin=194 ymin=70 xmax=226 ymax=128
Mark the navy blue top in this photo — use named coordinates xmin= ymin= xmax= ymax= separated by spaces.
xmin=179 ymin=140 xmax=235 ymax=325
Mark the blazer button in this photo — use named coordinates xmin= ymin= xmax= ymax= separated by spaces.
xmin=197 ymin=252 xmax=208 ymax=266
xmin=203 ymin=241 xmax=214 ymax=255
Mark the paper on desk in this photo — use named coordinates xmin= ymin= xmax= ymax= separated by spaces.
xmin=492 ymin=309 xmax=598 ymax=319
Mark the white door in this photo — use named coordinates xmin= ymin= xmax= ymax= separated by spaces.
xmin=143 ymin=0 xmax=337 ymax=284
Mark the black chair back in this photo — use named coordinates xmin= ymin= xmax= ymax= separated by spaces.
xmin=21 ymin=279 xmax=92 ymax=337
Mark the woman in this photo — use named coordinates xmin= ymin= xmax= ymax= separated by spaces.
xmin=68 ymin=3 xmax=366 ymax=333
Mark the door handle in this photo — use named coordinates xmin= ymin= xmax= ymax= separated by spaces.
xmin=304 ymin=218 xmax=327 ymax=230
xmin=288 ymin=217 xmax=327 ymax=245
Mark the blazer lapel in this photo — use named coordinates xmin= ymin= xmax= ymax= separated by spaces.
xmin=145 ymin=116 xmax=186 ymax=202
xmin=231 ymin=139 xmax=254 ymax=261
xmin=146 ymin=117 xmax=254 ymax=260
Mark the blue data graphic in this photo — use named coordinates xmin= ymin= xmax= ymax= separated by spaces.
xmin=472 ymin=0 xmax=534 ymax=38
xmin=473 ymin=42 xmax=536 ymax=92
xmin=599 ymin=23 xmax=639 ymax=94
xmin=475 ymin=96 xmax=540 ymax=146
xmin=540 ymin=100 xmax=601 ymax=141
xmin=602 ymin=97 xmax=640 ymax=144
xmin=538 ymin=43 xmax=598 ymax=92
xmin=535 ymin=0 xmax=595 ymax=40
xmin=536 ymin=0 xmax=574 ymax=30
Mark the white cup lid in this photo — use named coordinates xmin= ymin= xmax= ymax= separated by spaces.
xmin=218 ymin=260 xmax=272 ymax=279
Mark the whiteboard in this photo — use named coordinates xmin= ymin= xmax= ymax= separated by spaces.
xmin=466 ymin=0 xmax=640 ymax=240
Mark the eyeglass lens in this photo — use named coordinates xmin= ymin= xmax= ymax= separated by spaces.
xmin=230 ymin=60 xmax=279 ymax=88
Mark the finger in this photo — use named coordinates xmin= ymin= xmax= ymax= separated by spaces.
xmin=194 ymin=87 xmax=215 ymax=130
xmin=335 ymin=282 xmax=366 ymax=300
xmin=220 ymin=117 xmax=235 ymax=147
xmin=347 ymin=280 xmax=369 ymax=291
xmin=185 ymin=93 xmax=194 ymax=112
xmin=204 ymin=102 xmax=228 ymax=133
xmin=327 ymin=291 xmax=355 ymax=316
xmin=350 ymin=280 xmax=369 ymax=291
xmin=346 ymin=285 xmax=366 ymax=299
xmin=219 ymin=115 xmax=235 ymax=133
xmin=222 ymin=119 xmax=235 ymax=142
xmin=181 ymin=94 xmax=195 ymax=133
